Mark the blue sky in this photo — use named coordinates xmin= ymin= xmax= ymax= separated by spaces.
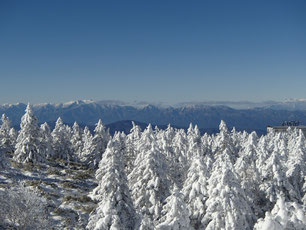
xmin=0 ymin=0 xmax=305 ymax=104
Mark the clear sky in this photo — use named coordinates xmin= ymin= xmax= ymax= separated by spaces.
xmin=0 ymin=0 xmax=305 ymax=104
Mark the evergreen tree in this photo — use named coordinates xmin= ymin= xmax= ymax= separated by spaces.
xmin=51 ymin=117 xmax=73 ymax=161
xmin=201 ymin=132 xmax=213 ymax=157
xmin=71 ymin=122 xmax=84 ymax=159
xmin=0 ymin=114 xmax=12 ymax=170
xmin=259 ymin=139 xmax=296 ymax=205
xmin=40 ymin=122 xmax=54 ymax=160
xmin=286 ymin=130 xmax=306 ymax=202
xmin=157 ymin=186 xmax=192 ymax=230
xmin=172 ymin=129 xmax=188 ymax=186
xmin=256 ymin=135 xmax=270 ymax=176
xmin=88 ymin=134 xmax=136 ymax=230
xmin=186 ymin=124 xmax=202 ymax=161
xmin=0 ymin=114 xmax=14 ymax=153
xmin=80 ymin=126 xmax=93 ymax=162
xmin=136 ymin=124 xmax=155 ymax=153
xmin=158 ymin=126 xmax=184 ymax=187
xmin=125 ymin=121 xmax=142 ymax=175
xmin=93 ymin=119 xmax=110 ymax=146
xmin=235 ymin=131 xmax=263 ymax=217
xmin=128 ymin=138 xmax=171 ymax=226
xmin=182 ymin=156 xmax=209 ymax=229
xmin=14 ymin=104 xmax=46 ymax=163
xmin=213 ymin=120 xmax=238 ymax=164
xmin=254 ymin=195 xmax=306 ymax=230
xmin=204 ymin=150 xmax=254 ymax=230
xmin=0 ymin=144 xmax=9 ymax=170
xmin=9 ymin=127 xmax=18 ymax=150
xmin=84 ymin=120 xmax=110 ymax=168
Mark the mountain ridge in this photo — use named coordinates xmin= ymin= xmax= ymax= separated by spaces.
xmin=2 ymin=99 xmax=306 ymax=134
xmin=3 ymin=98 xmax=306 ymax=110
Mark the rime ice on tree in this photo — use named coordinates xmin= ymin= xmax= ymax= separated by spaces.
xmin=87 ymin=133 xmax=136 ymax=230
xmin=14 ymin=104 xmax=46 ymax=163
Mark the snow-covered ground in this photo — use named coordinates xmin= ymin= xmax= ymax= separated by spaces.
xmin=0 ymin=160 xmax=97 ymax=229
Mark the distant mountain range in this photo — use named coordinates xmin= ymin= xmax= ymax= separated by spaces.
xmin=2 ymin=99 xmax=306 ymax=135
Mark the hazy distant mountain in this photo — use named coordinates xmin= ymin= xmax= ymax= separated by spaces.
xmin=2 ymin=99 xmax=306 ymax=135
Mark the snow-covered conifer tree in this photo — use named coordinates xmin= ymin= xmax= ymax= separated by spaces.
xmin=14 ymin=104 xmax=46 ymax=163
xmin=80 ymin=126 xmax=93 ymax=162
xmin=125 ymin=121 xmax=142 ymax=174
xmin=254 ymin=195 xmax=306 ymax=230
xmin=87 ymin=133 xmax=136 ymax=230
xmin=9 ymin=127 xmax=18 ymax=150
xmin=0 ymin=114 xmax=12 ymax=170
xmin=256 ymin=135 xmax=270 ymax=174
xmin=182 ymin=156 xmax=209 ymax=229
xmin=0 ymin=114 xmax=14 ymax=153
xmin=94 ymin=119 xmax=110 ymax=146
xmin=51 ymin=117 xmax=73 ymax=161
xmin=165 ymin=124 xmax=175 ymax=140
xmin=173 ymin=129 xmax=188 ymax=159
xmin=172 ymin=129 xmax=188 ymax=185
xmin=156 ymin=185 xmax=192 ymax=230
xmin=201 ymin=132 xmax=212 ymax=155
xmin=186 ymin=124 xmax=202 ymax=160
xmin=158 ymin=126 xmax=184 ymax=187
xmin=40 ymin=122 xmax=54 ymax=160
xmin=259 ymin=138 xmax=296 ymax=205
xmin=204 ymin=150 xmax=254 ymax=230
xmin=235 ymin=131 xmax=263 ymax=216
xmin=286 ymin=130 xmax=306 ymax=202
xmin=71 ymin=122 xmax=84 ymax=159
xmin=213 ymin=120 xmax=238 ymax=164
xmin=137 ymin=124 xmax=155 ymax=153
xmin=128 ymin=138 xmax=171 ymax=226
xmin=201 ymin=133 xmax=214 ymax=171
xmin=83 ymin=120 xmax=110 ymax=168
xmin=0 ymin=145 xmax=9 ymax=170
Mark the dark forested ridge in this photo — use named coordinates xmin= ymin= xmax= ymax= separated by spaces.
xmin=0 ymin=104 xmax=305 ymax=229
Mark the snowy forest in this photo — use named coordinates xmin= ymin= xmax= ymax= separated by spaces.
xmin=0 ymin=104 xmax=305 ymax=230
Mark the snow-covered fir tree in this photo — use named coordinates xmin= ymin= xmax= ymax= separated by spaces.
xmin=0 ymin=114 xmax=12 ymax=169
xmin=213 ymin=120 xmax=238 ymax=164
xmin=0 ymin=144 xmax=9 ymax=170
xmin=234 ymin=131 xmax=263 ymax=217
xmin=259 ymin=138 xmax=296 ymax=205
xmin=172 ymin=129 xmax=189 ymax=186
xmin=51 ymin=117 xmax=73 ymax=161
xmin=186 ymin=124 xmax=202 ymax=161
xmin=9 ymin=127 xmax=18 ymax=150
xmin=88 ymin=133 xmax=136 ymax=230
xmin=13 ymin=104 xmax=46 ymax=163
xmin=80 ymin=126 xmax=93 ymax=163
xmin=40 ymin=122 xmax=54 ymax=160
xmin=157 ymin=125 xmax=183 ymax=187
xmin=125 ymin=121 xmax=142 ymax=175
xmin=83 ymin=120 xmax=110 ymax=168
xmin=71 ymin=122 xmax=84 ymax=160
xmin=254 ymin=195 xmax=306 ymax=230
xmin=204 ymin=150 xmax=254 ymax=230
xmin=286 ymin=130 xmax=306 ymax=202
xmin=182 ymin=156 xmax=209 ymax=229
xmin=156 ymin=185 xmax=192 ymax=230
xmin=0 ymin=114 xmax=14 ymax=154
xmin=128 ymin=129 xmax=171 ymax=227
